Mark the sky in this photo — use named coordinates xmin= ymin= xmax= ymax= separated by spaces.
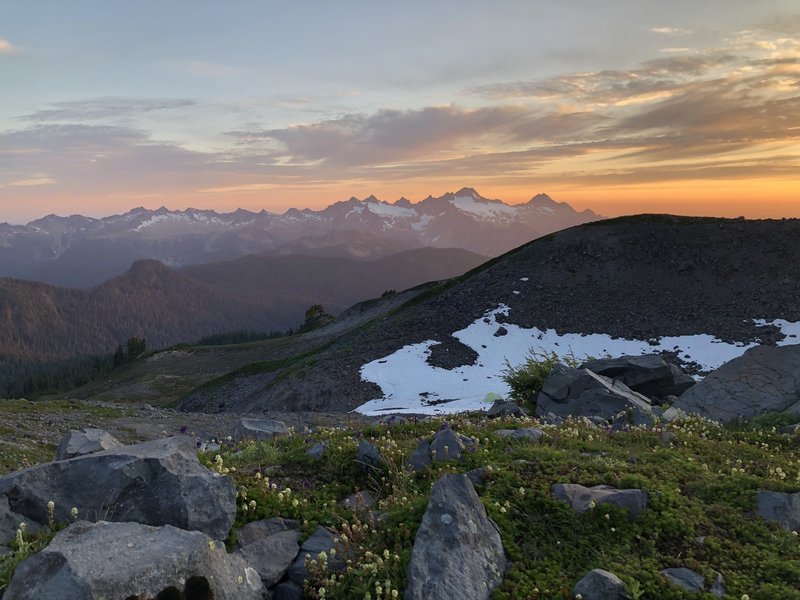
xmin=1 ymin=0 xmax=799 ymax=223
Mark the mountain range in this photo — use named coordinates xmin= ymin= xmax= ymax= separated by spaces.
xmin=0 ymin=188 xmax=600 ymax=287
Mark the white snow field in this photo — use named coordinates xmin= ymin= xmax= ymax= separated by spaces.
xmin=355 ymin=304 xmax=800 ymax=415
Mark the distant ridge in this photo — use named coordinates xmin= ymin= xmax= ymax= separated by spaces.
xmin=0 ymin=189 xmax=602 ymax=287
xmin=0 ymin=247 xmax=487 ymax=364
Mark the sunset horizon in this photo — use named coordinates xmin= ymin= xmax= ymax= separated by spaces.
xmin=2 ymin=1 xmax=798 ymax=223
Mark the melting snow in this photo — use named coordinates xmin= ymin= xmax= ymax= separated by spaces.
xmin=355 ymin=305 xmax=800 ymax=415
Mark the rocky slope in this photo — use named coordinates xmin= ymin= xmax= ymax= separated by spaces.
xmin=175 ymin=215 xmax=800 ymax=414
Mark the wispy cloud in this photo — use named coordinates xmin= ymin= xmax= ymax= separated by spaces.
xmin=9 ymin=176 xmax=55 ymax=187
xmin=23 ymin=98 xmax=196 ymax=122
xmin=2 ymin=26 xmax=799 ymax=213
xmin=0 ymin=38 xmax=21 ymax=55
xmin=650 ymin=27 xmax=692 ymax=36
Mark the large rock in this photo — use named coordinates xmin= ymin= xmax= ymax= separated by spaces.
xmin=672 ymin=344 xmax=800 ymax=422
xmin=235 ymin=529 xmax=301 ymax=587
xmin=55 ymin=428 xmax=121 ymax=461
xmin=3 ymin=521 xmax=265 ymax=600
xmin=536 ymin=364 xmax=654 ymax=422
xmin=356 ymin=440 xmax=384 ymax=472
xmin=756 ymin=490 xmax=800 ymax=531
xmin=405 ymin=474 xmax=506 ymax=599
xmin=552 ymin=483 xmax=648 ymax=518
xmin=236 ymin=516 xmax=299 ymax=548
xmin=660 ymin=567 xmax=705 ymax=593
xmin=234 ymin=417 xmax=289 ymax=441
xmin=0 ymin=436 xmax=236 ymax=543
xmin=573 ymin=569 xmax=628 ymax=600
xmin=581 ymin=354 xmax=695 ymax=398
xmin=287 ymin=525 xmax=339 ymax=584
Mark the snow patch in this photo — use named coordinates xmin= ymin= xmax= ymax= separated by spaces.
xmin=355 ymin=306 xmax=800 ymax=415
xmin=365 ymin=201 xmax=416 ymax=219
xmin=451 ymin=195 xmax=517 ymax=220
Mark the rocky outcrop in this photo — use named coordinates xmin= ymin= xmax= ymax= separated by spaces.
xmin=536 ymin=365 xmax=654 ymax=424
xmin=54 ymin=428 xmax=121 ymax=461
xmin=405 ymin=474 xmax=506 ymax=599
xmin=660 ymin=567 xmax=706 ymax=594
xmin=552 ymin=483 xmax=648 ymax=519
xmin=0 ymin=436 xmax=236 ymax=542
xmin=580 ymin=354 xmax=695 ymax=399
xmin=756 ymin=490 xmax=800 ymax=531
xmin=234 ymin=417 xmax=290 ymax=441
xmin=672 ymin=344 xmax=800 ymax=422
xmin=3 ymin=521 xmax=265 ymax=600
xmin=573 ymin=569 xmax=628 ymax=600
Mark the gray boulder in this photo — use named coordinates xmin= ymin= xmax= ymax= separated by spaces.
xmin=552 ymin=483 xmax=648 ymax=518
xmin=235 ymin=529 xmax=301 ymax=587
xmin=581 ymin=354 xmax=695 ymax=398
xmin=494 ymin=428 xmax=545 ymax=442
xmin=429 ymin=427 xmax=472 ymax=462
xmin=356 ymin=440 xmax=384 ymax=472
xmin=287 ymin=525 xmax=339 ymax=584
xmin=0 ymin=436 xmax=236 ymax=542
xmin=486 ymin=400 xmax=527 ymax=418
xmin=55 ymin=428 xmax=121 ymax=461
xmin=234 ymin=417 xmax=289 ymax=441
xmin=661 ymin=567 xmax=705 ymax=593
xmin=573 ymin=568 xmax=628 ymax=600
xmin=236 ymin=516 xmax=299 ymax=548
xmin=407 ymin=439 xmax=432 ymax=471
xmin=306 ymin=441 xmax=328 ymax=459
xmin=405 ymin=474 xmax=506 ymax=599
xmin=3 ymin=521 xmax=265 ymax=600
xmin=756 ymin=490 xmax=800 ymax=531
xmin=536 ymin=365 xmax=653 ymax=422
xmin=672 ymin=344 xmax=800 ymax=422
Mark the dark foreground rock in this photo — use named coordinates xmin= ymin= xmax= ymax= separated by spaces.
xmin=552 ymin=483 xmax=648 ymax=518
xmin=4 ymin=520 xmax=265 ymax=600
xmin=55 ymin=428 xmax=121 ymax=461
xmin=536 ymin=365 xmax=654 ymax=423
xmin=580 ymin=354 xmax=695 ymax=399
xmin=0 ymin=436 xmax=236 ymax=543
xmin=235 ymin=529 xmax=300 ymax=587
xmin=405 ymin=473 xmax=506 ymax=599
xmin=672 ymin=344 xmax=800 ymax=422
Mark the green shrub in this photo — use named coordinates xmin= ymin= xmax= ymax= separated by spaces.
xmin=501 ymin=350 xmax=565 ymax=405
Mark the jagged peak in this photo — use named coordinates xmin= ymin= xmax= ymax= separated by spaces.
xmin=453 ymin=187 xmax=482 ymax=198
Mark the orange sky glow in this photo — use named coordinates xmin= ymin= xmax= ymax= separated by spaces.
xmin=1 ymin=2 xmax=799 ymax=223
